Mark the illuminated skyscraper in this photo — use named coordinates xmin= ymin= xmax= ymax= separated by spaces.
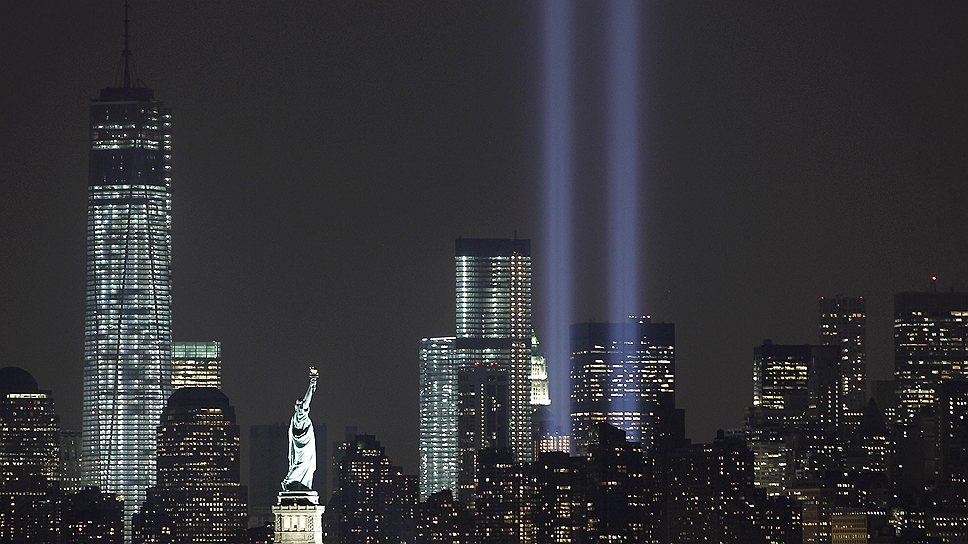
xmin=454 ymin=238 xmax=532 ymax=466
xmin=418 ymin=336 xmax=457 ymax=500
xmin=172 ymin=341 xmax=221 ymax=390
xmin=751 ymin=341 xmax=811 ymax=422
xmin=819 ymin=296 xmax=866 ymax=429
xmin=894 ymin=289 xmax=968 ymax=426
xmin=82 ymin=13 xmax=173 ymax=534
xmin=134 ymin=388 xmax=246 ymax=543
xmin=747 ymin=342 xmax=841 ymax=493
xmin=0 ymin=367 xmax=60 ymax=542
xmin=569 ymin=319 xmax=675 ymax=453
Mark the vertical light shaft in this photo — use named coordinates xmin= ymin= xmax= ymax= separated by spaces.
xmin=606 ymin=0 xmax=640 ymax=320
xmin=542 ymin=0 xmax=574 ymax=431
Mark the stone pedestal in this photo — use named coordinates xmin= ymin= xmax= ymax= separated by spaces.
xmin=272 ymin=491 xmax=324 ymax=544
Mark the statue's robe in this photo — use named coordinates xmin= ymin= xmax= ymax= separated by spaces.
xmin=284 ymin=411 xmax=316 ymax=490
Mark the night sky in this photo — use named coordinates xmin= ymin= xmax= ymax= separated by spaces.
xmin=2 ymin=1 xmax=968 ymax=477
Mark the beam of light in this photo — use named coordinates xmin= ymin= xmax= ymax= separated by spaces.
xmin=541 ymin=0 xmax=574 ymax=437
xmin=606 ymin=0 xmax=641 ymax=322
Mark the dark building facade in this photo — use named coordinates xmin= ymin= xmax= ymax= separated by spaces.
xmin=457 ymin=362 xmax=510 ymax=510
xmin=248 ymin=423 xmax=290 ymax=523
xmin=61 ymin=486 xmax=125 ymax=544
xmin=417 ymin=490 xmax=461 ymax=544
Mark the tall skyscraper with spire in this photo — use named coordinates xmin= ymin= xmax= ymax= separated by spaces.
xmin=82 ymin=4 xmax=173 ymax=535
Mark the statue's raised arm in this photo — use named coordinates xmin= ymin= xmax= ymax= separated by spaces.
xmin=282 ymin=366 xmax=319 ymax=492
xmin=302 ymin=366 xmax=318 ymax=409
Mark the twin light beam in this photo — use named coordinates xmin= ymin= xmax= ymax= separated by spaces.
xmin=541 ymin=0 xmax=643 ymax=433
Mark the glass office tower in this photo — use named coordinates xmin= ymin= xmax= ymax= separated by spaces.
xmin=418 ymin=336 xmax=457 ymax=500
xmin=569 ymin=318 xmax=675 ymax=453
xmin=172 ymin=341 xmax=222 ymax=390
xmin=82 ymin=67 xmax=173 ymax=534
xmin=454 ymin=238 xmax=532 ymax=469
xmin=894 ymin=290 xmax=968 ymax=426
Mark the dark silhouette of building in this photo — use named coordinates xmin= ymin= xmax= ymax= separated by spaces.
xmin=473 ymin=449 xmax=531 ymax=543
xmin=457 ymin=362 xmax=509 ymax=512
xmin=529 ymin=451 xmax=587 ymax=544
xmin=133 ymin=388 xmax=246 ymax=543
xmin=583 ymin=423 xmax=652 ymax=543
xmin=0 ymin=366 xmax=60 ymax=543
xmin=417 ymin=489 xmax=461 ymax=544
xmin=61 ymin=486 xmax=124 ymax=544
xmin=666 ymin=431 xmax=767 ymax=543
xmin=327 ymin=434 xmax=416 ymax=544
xmin=60 ymin=430 xmax=84 ymax=494
xmin=248 ymin=423 xmax=288 ymax=525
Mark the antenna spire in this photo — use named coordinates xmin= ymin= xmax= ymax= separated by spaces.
xmin=122 ymin=0 xmax=131 ymax=88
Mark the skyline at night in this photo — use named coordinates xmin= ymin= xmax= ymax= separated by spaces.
xmin=2 ymin=0 xmax=968 ymax=484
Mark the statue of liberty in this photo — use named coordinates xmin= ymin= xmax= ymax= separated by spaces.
xmin=282 ymin=366 xmax=318 ymax=492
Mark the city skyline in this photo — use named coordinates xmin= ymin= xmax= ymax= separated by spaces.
xmin=2 ymin=0 xmax=968 ymax=480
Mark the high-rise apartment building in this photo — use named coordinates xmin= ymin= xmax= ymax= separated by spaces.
xmin=172 ymin=341 xmax=221 ymax=390
xmin=569 ymin=319 xmax=675 ymax=453
xmin=418 ymin=336 xmax=457 ymax=501
xmin=894 ymin=290 xmax=968 ymax=426
xmin=473 ymin=448 xmax=532 ymax=544
xmin=134 ymin=387 xmax=246 ymax=543
xmin=0 ymin=367 xmax=61 ymax=543
xmin=454 ymin=238 xmax=532 ymax=467
xmin=82 ymin=26 xmax=173 ymax=533
xmin=328 ymin=434 xmax=417 ymax=544
xmin=819 ymin=296 xmax=866 ymax=429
